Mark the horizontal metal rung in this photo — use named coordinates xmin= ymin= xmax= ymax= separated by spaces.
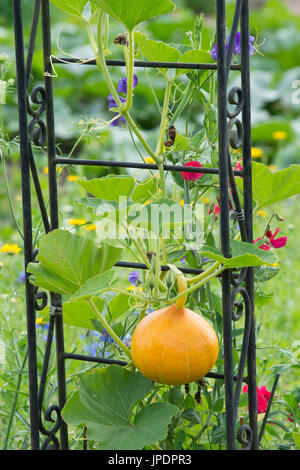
xmin=115 ymin=261 xmax=223 ymax=277
xmin=54 ymin=157 xmax=243 ymax=176
xmin=51 ymin=57 xmax=242 ymax=71
xmin=62 ymin=353 xmax=247 ymax=382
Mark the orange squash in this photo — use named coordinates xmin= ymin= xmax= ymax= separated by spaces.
xmin=131 ymin=304 xmax=219 ymax=385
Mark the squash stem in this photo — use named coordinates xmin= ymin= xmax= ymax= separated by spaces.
xmin=88 ymin=297 xmax=132 ymax=360
xmin=175 ymin=275 xmax=188 ymax=310
xmin=170 ymin=265 xmax=225 ymax=305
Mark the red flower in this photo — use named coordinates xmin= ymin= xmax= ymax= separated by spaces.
xmin=253 ymin=238 xmax=271 ymax=251
xmin=181 ymin=161 xmax=203 ymax=181
xmin=233 ymin=160 xmax=243 ymax=174
xmin=242 ymin=385 xmax=272 ymax=414
xmin=268 ymin=227 xmax=287 ymax=249
xmin=208 ymin=203 xmax=220 ymax=216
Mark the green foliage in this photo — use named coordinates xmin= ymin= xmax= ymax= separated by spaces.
xmin=90 ymin=0 xmax=176 ymax=31
xmin=62 ymin=365 xmax=179 ymax=449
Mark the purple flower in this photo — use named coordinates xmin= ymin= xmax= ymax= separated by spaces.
xmin=107 ymin=94 xmax=127 ymax=127
xmin=117 ymin=74 xmax=138 ymax=94
xmin=180 ymin=256 xmax=186 ymax=266
xmin=128 ymin=270 xmax=140 ymax=285
xmin=100 ymin=328 xmax=115 ymax=344
xmin=211 ymin=32 xmax=255 ymax=61
xmin=18 ymin=271 xmax=25 ymax=282
xmin=107 ymin=74 xmax=138 ymax=127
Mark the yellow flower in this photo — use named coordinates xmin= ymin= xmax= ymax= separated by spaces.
xmin=36 ymin=317 xmax=47 ymax=326
xmin=0 ymin=244 xmax=21 ymax=255
xmin=84 ymin=223 xmax=97 ymax=231
xmin=257 ymin=210 xmax=267 ymax=218
xmin=201 ymin=197 xmax=211 ymax=205
xmin=268 ymin=164 xmax=277 ymax=172
xmin=179 ymin=199 xmax=184 ymax=207
xmin=271 ymin=262 xmax=279 ymax=267
xmin=126 ymin=286 xmax=143 ymax=292
xmin=68 ymin=218 xmax=87 ymax=226
xmin=144 ymin=157 xmax=156 ymax=165
xmin=272 ymin=131 xmax=287 ymax=141
xmin=67 ymin=174 xmax=80 ymax=182
xmin=251 ymin=147 xmax=263 ymax=158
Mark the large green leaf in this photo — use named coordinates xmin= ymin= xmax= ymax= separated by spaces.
xmin=27 ymin=229 xmax=123 ymax=295
xmin=62 ymin=365 xmax=178 ymax=449
xmin=77 ymin=175 xmax=136 ymax=201
xmin=127 ymin=199 xmax=195 ymax=237
xmin=91 ymin=0 xmax=176 ymax=31
xmin=63 ymin=296 xmax=105 ymax=329
xmin=70 ymin=270 xmax=116 ymax=299
xmin=198 ymin=238 xmax=276 ymax=268
xmin=50 ymin=0 xmax=88 ymax=18
xmin=236 ymin=162 xmax=300 ymax=210
xmin=134 ymin=32 xmax=181 ymax=64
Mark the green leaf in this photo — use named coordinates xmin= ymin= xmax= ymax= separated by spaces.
xmin=91 ymin=0 xmax=175 ymax=31
xmin=77 ymin=175 xmax=136 ymax=201
xmin=134 ymin=32 xmax=181 ymax=65
xmin=63 ymin=296 xmax=105 ymax=329
xmin=131 ymin=177 xmax=157 ymax=203
xmin=27 ymin=229 xmax=123 ymax=295
xmin=198 ymin=238 xmax=277 ymax=268
xmin=50 ymin=0 xmax=88 ymax=18
xmin=127 ymin=198 xmax=194 ymax=237
xmin=62 ymin=365 xmax=178 ymax=449
xmin=108 ymin=293 xmax=137 ymax=321
xmin=236 ymin=162 xmax=300 ymax=210
xmin=70 ymin=270 xmax=115 ymax=299
xmin=175 ymin=49 xmax=214 ymax=77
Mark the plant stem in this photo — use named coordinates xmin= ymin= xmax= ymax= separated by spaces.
xmin=169 ymin=80 xmax=193 ymax=126
xmin=169 ymin=265 xmax=224 ymax=304
xmin=187 ymin=260 xmax=221 ymax=285
xmin=3 ymin=349 xmax=28 ymax=450
xmin=1 ymin=147 xmax=24 ymax=239
xmin=88 ymin=297 xmax=132 ymax=360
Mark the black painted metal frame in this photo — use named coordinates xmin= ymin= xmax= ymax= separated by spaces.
xmin=12 ymin=0 xmax=279 ymax=450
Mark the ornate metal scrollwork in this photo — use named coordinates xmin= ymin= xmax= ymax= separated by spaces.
xmin=227 ymin=86 xmax=244 ymax=150
xmin=40 ymin=405 xmax=62 ymax=450
xmin=27 ymin=85 xmax=47 ymax=146
xmin=32 ymin=249 xmax=49 ymax=311
xmin=237 ymin=423 xmax=253 ymax=450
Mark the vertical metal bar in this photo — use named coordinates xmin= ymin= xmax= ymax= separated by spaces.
xmin=12 ymin=0 xmax=40 ymax=450
xmin=240 ymin=0 xmax=259 ymax=450
xmin=216 ymin=0 xmax=236 ymax=450
xmin=40 ymin=0 xmax=68 ymax=449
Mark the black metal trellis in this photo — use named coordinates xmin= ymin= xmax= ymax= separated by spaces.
xmin=12 ymin=0 xmax=279 ymax=451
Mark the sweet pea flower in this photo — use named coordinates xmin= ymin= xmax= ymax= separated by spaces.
xmin=181 ymin=161 xmax=203 ymax=181
xmin=107 ymin=75 xmax=138 ymax=127
xmin=107 ymin=94 xmax=127 ymax=127
xmin=266 ymin=227 xmax=287 ymax=249
xmin=211 ymin=32 xmax=255 ymax=61
xmin=242 ymin=384 xmax=272 ymax=414
xmin=117 ymin=74 xmax=138 ymax=94
xmin=253 ymin=237 xmax=271 ymax=251
xmin=128 ymin=270 xmax=141 ymax=285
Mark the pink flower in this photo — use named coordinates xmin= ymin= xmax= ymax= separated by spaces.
xmin=253 ymin=238 xmax=271 ymax=251
xmin=242 ymin=385 xmax=272 ymax=414
xmin=267 ymin=227 xmax=287 ymax=249
xmin=233 ymin=160 xmax=243 ymax=174
xmin=181 ymin=161 xmax=203 ymax=181
xmin=208 ymin=203 xmax=220 ymax=216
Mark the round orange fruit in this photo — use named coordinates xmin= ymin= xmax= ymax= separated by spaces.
xmin=131 ymin=304 xmax=219 ymax=385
